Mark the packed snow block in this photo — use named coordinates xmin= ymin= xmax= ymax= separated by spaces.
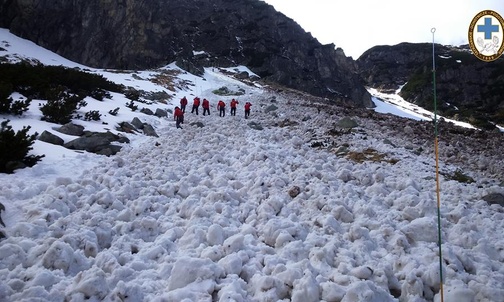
xmin=156 ymin=279 xmax=215 ymax=302
xmin=139 ymin=245 xmax=166 ymax=262
xmin=201 ymin=245 xmax=224 ymax=262
xmin=109 ymin=280 xmax=144 ymax=302
xmin=31 ymin=269 xmax=57 ymax=290
xmin=167 ymin=257 xmax=223 ymax=291
xmin=0 ymin=282 xmax=13 ymax=300
xmin=336 ymin=168 xmax=354 ymax=183
xmin=95 ymin=251 xmax=120 ymax=274
xmin=400 ymin=217 xmax=438 ymax=243
xmin=274 ymin=230 xmax=295 ymax=248
xmin=0 ymin=243 xmax=26 ymax=270
xmin=260 ymin=218 xmax=298 ymax=247
xmin=257 ymin=197 xmax=285 ymax=218
xmin=400 ymin=272 xmax=424 ymax=301
xmin=207 ymin=224 xmax=224 ymax=246
xmin=341 ymin=280 xmax=395 ymax=302
xmin=178 ymin=225 xmax=207 ymax=249
xmin=223 ymin=233 xmax=245 ymax=255
xmin=321 ymin=281 xmax=346 ymax=301
xmin=251 ymin=275 xmax=289 ymax=301
xmin=61 ymin=229 xmax=99 ymax=258
xmin=350 ymin=266 xmax=374 ymax=280
xmin=434 ymin=286 xmax=475 ymax=302
xmin=218 ymin=253 xmax=243 ymax=275
xmin=332 ymin=205 xmax=354 ymax=223
xmin=291 ymin=272 xmax=320 ymax=302
xmin=42 ymin=240 xmax=75 ymax=273
xmin=134 ymin=216 xmax=160 ymax=238
xmin=68 ymin=267 xmax=108 ymax=300
xmin=217 ymin=277 xmax=248 ymax=302
xmin=178 ymin=195 xmax=199 ymax=219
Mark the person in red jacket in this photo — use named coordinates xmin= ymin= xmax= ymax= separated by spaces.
xmin=191 ymin=97 xmax=200 ymax=115
xmin=217 ymin=100 xmax=226 ymax=117
xmin=244 ymin=102 xmax=252 ymax=119
xmin=180 ymin=96 xmax=188 ymax=113
xmin=230 ymin=98 xmax=239 ymax=116
xmin=174 ymin=106 xmax=184 ymax=129
xmin=202 ymin=98 xmax=210 ymax=116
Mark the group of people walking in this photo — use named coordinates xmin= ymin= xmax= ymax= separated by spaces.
xmin=174 ymin=96 xmax=252 ymax=129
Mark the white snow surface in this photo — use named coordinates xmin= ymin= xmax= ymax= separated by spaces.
xmin=1 ymin=28 xmax=504 ymax=302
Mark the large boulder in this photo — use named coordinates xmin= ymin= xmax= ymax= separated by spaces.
xmin=64 ymin=131 xmax=129 ymax=155
xmin=55 ymin=123 xmax=84 ymax=136
xmin=483 ymin=193 xmax=504 ymax=207
xmin=38 ymin=131 xmax=64 ymax=146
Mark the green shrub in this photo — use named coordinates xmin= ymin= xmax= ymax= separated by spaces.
xmin=0 ymin=81 xmax=31 ymax=115
xmin=84 ymin=110 xmax=101 ymax=121
xmin=0 ymin=120 xmax=44 ymax=173
xmin=443 ymin=169 xmax=475 ymax=184
xmin=126 ymin=100 xmax=138 ymax=111
xmin=40 ymin=86 xmax=87 ymax=124
xmin=108 ymin=107 xmax=120 ymax=116
xmin=90 ymin=88 xmax=112 ymax=101
xmin=124 ymin=88 xmax=141 ymax=102
xmin=0 ymin=63 xmax=123 ymax=100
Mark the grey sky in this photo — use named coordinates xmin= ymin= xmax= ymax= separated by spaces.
xmin=262 ymin=0 xmax=504 ymax=59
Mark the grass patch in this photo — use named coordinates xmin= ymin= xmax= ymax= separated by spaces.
xmin=150 ymin=69 xmax=185 ymax=92
xmin=212 ymin=86 xmax=245 ymax=96
xmin=441 ymin=169 xmax=475 ymax=184
xmin=345 ymin=148 xmax=399 ymax=164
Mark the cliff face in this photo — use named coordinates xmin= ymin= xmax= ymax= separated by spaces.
xmin=357 ymin=43 xmax=504 ymax=128
xmin=0 ymin=0 xmax=372 ymax=107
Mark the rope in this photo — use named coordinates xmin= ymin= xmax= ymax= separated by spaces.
xmin=431 ymin=27 xmax=444 ymax=302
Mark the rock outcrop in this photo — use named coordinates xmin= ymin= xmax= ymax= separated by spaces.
xmin=0 ymin=0 xmax=372 ymax=107
xmin=357 ymin=43 xmax=504 ymax=129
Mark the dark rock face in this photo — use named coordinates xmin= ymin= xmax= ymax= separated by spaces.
xmin=0 ymin=0 xmax=372 ymax=107
xmin=357 ymin=43 xmax=504 ymax=128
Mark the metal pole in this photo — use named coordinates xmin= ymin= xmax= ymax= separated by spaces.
xmin=432 ymin=27 xmax=444 ymax=302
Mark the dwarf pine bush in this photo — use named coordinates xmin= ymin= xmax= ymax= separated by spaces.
xmin=40 ymin=86 xmax=87 ymax=124
xmin=0 ymin=81 xmax=31 ymax=116
xmin=0 ymin=120 xmax=44 ymax=173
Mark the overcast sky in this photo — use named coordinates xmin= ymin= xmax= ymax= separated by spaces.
xmin=262 ymin=0 xmax=504 ymax=59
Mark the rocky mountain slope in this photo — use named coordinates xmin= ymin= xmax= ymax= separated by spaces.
xmin=1 ymin=27 xmax=504 ymax=302
xmin=357 ymin=43 xmax=504 ymax=129
xmin=0 ymin=0 xmax=371 ymax=107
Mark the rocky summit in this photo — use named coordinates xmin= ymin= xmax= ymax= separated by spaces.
xmin=357 ymin=43 xmax=504 ymax=129
xmin=0 ymin=0 xmax=372 ymax=107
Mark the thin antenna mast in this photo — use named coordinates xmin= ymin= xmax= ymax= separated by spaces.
xmin=431 ymin=27 xmax=444 ymax=302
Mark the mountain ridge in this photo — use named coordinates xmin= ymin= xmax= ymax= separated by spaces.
xmin=0 ymin=0 xmax=372 ymax=107
xmin=357 ymin=42 xmax=504 ymax=129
